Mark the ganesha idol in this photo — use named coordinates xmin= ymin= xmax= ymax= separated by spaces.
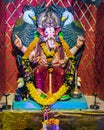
xmin=12 ymin=3 xmax=85 ymax=108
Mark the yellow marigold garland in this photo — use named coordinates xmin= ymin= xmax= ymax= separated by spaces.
xmin=40 ymin=42 xmax=55 ymax=58
xmin=59 ymin=37 xmax=73 ymax=57
xmin=24 ymin=37 xmax=39 ymax=57
xmin=26 ymin=82 xmax=68 ymax=106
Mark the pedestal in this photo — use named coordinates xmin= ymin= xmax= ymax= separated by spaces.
xmin=12 ymin=94 xmax=88 ymax=110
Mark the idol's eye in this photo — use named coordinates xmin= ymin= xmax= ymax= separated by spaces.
xmin=45 ymin=31 xmax=48 ymax=34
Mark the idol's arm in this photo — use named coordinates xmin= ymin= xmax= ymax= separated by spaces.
xmin=70 ymin=35 xmax=85 ymax=55
xmin=14 ymin=35 xmax=27 ymax=53
xmin=14 ymin=35 xmax=40 ymax=63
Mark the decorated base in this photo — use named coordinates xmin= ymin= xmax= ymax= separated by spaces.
xmin=12 ymin=94 xmax=88 ymax=110
xmin=12 ymin=99 xmax=42 ymax=110
xmin=51 ymin=95 xmax=88 ymax=110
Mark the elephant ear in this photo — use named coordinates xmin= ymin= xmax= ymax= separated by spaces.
xmin=61 ymin=20 xmax=85 ymax=67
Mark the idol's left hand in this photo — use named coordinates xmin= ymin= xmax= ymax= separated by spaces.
xmin=76 ymin=35 xmax=85 ymax=48
xmin=59 ymin=59 xmax=67 ymax=68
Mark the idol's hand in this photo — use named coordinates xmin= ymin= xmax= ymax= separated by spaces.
xmin=59 ymin=59 xmax=67 ymax=68
xmin=14 ymin=35 xmax=23 ymax=49
xmin=32 ymin=56 xmax=41 ymax=63
xmin=76 ymin=35 xmax=85 ymax=48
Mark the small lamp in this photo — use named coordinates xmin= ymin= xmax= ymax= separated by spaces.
xmin=2 ymin=93 xmax=11 ymax=110
xmin=90 ymin=93 xmax=99 ymax=110
xmin=71 ymin=69 xmax=82 ymax=98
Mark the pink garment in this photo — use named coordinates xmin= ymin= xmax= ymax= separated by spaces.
xmin=34 ymin=66 xmax=65 ymax=93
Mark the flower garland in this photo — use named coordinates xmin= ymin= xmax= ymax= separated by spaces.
xmin=24 ymin=34 xmax=39 ymax=57
xmin=21 ymin=33 xmax=76 ymax=106
xmin=40 ymin=42 xmax=55 ymax=58
xmin=40 ymin=42 xmax=55 ymax=63
xmin=26 ymin=82 xmax=68 ymax=105
xmin=59 ymin=35 xmax=73 ymax=57
xmin=58 ymin=35 xmax=76 ymax=86
xmin=41 ymin=117 xmax=59 ymax=129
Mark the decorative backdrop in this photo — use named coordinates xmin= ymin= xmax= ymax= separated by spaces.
xmin=94 ymin=3 xmax=104 ymax=100
xmin=0 ymin=0 xmax=104 ymax=100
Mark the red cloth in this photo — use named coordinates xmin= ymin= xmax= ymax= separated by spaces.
xmin=34 ymin=66 xmax=65 ymax=93
xmin=94 ymin=3 xmax=104 ymax=100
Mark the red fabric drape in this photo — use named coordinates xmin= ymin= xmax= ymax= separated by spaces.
xmin=95 ymin=3 xmax=104 ymax=100
xmin=0 ymin=1 xmax=6 ymax=98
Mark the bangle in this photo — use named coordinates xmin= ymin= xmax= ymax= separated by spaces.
xmin=75 ymin=44 xmax=81 ymax=49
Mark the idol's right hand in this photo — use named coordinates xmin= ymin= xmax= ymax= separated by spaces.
xmin=14 ymin=35 xmax=23 ymax=49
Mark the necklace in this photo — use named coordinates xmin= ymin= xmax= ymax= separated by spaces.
xmin=40 ymin=42 xmax=55 ymax=63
